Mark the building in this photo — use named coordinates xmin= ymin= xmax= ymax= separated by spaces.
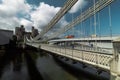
xmin=31 ymin=26 xmax=38 ymax=38
xmin=25 ymin=32 xmax=31 ymax=39
xmin=0 ymin=29 xmax=13 ymax=45
xmin=15 ymin=25 xmax=25 ymax=41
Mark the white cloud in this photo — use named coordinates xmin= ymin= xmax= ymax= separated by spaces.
xmin=0 ymin=17 xmax=20 ymax=32
xmin=0 ymin=0 xmax=32 ymax=32
xmin=0 ymin=0 xmax=69 ymax=36
xmin=30 ymin=2 xmax=69 ymax=37
xmin=20 ymin=18 xmax=33 ymax=32
xmin=0 ymin=0 xmax=2 ymax=3
xmin=69 ymin=0 xmax=87 ymax=13
xmin=45 ymin=18 xmax=69 ymax=37
xmin=0 ymin=0 xmax=31 ymax=17
xmin=30 ymin=2 xmax=61 ymax=30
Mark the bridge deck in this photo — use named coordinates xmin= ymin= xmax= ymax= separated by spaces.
xmin=27 ymin=43 xmax=113 ymax=71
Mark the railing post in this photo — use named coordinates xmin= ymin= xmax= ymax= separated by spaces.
xmin=60 ymin=44 xmax=61 ymax=53
xmin=64 ymin=41 xmax=66 ymax=55
xmin=110 ymin=39 xmax=120 ymax=80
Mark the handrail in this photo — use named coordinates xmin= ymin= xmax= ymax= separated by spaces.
xmin=40 ymin=44 xmax=113 ymax=70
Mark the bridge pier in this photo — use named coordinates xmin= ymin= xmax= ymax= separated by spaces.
xmin=110 ymin=39 xmax=120 ymax=80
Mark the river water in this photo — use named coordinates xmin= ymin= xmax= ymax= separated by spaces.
xmin=0 ymin=47 xmax=109 ymax=80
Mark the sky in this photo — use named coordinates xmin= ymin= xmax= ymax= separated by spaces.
xmin=0 ymin=0 xmax=120 ymax=38
xmin=63 ymin=0 xmax=120 ymax=38
xmin=0 ymin=0 xmax=88 ymax=34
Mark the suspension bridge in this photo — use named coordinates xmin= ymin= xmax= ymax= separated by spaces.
xmin=25 ymin=0 xmax=120 ymax=80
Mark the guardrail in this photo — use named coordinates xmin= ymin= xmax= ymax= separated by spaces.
xmin=40 ymin=44 xmax=113 ymax=70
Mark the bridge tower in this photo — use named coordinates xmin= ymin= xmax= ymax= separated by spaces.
xmin=110 ymin=38 xmax=120 ymax=80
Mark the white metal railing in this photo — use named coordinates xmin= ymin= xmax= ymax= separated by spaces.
xmin=60 ymin=44 xmax=112 ymax=54
xmin=40 ymin=44 xmax=113 ymax=70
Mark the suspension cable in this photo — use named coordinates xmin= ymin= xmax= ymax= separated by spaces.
xmin=98 ymin=11 xmax=102 ymax=51
xmin=98 ymin=0 xmax=101 ymax=51
xmin=94 ymin=0 xmax=97 ymax=37
xmin=93 ymin=0 xmax=98 ymax=64
xmin=89 ymin=8 xmax=92 ymax=51
xmin=80 ymin=8 xmax=84 ymax=59
xmin=108 ymin=5 xmax=112 ymax=38
xmin=93 ymin=0 xmax=97 ymax=49
xmin=98 ymin=12 xmax=101 ymax=39
xmin=90 ymin=13 xmax=92 ymax=43
xmin=80 ymin=8 xmax=83 ymax=38
xmin=72 ymin=13 xmax=74 ymax=37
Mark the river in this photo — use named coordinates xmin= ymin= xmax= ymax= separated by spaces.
xmin=0 ymin=46 xmax=109 ymax=80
